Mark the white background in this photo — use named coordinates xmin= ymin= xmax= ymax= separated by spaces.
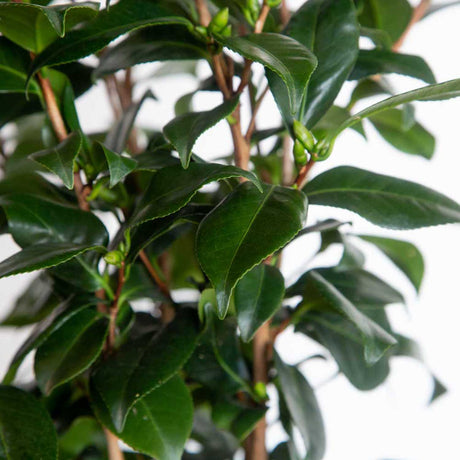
xmin=0 ymin=1 xmax=459 ymax=459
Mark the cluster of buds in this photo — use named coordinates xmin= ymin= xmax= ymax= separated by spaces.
xmin=194 ymin=7 xmax=231 ymax=40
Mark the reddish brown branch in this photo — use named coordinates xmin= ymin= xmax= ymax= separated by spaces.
xmin=139 ymin=250 xmax=173 ymax=302
xmin=245 ymin=85 xmax=270 ymax=141
xmin=393 ymin=0 xmax=431 ymax=51
xmin=294 ymin=158 xmax=315 ymax=189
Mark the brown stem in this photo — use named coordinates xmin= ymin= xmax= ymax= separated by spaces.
xmin=393 ymin=0 xmax=431 ymax=51
xmin=254 ymin=3 xmax=270 ymax=34
xmin=281 ymin=136 xmax=294 ymax=186
xmin=104 ymin=428 xmax=125 ymax=460
xmin=195 ymin=0 xmax=211 ymax=26
xmin=280 ymin=0 xmax=291 ymax=26
xmin=211 ymin=54 xmax=232 ymax=99
xmin=139 ymin=250 xmax=173 ymax=302
xmin=294 ymin=158 xmax=315 ymax=189
xmin=245 ymin=85 xmax=270 ymax=142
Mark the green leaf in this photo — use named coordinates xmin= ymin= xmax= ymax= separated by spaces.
xmin=349 ymin=49 xmax=436 ymax=84
xmin=197 ymin=182 xmax=308 ymax=317
xmin=312 ymin=105 xmax=366 ymax=140
xmin=29 ymin=0 xmax=192 ymax=79
xmin=163 ymin=98 xmax=239 ymax=168
xmin=35 ymin=307 xmax=109 ymax=394
xmin=0 ymin=242 xmax=104 ymax=279
xmin=1 ymin=274 xmax=61 ymax=326
xmin=30 ymin=131 xmax=82 ymax=189
xmin=304 ymin=166 xmax=460 ymax=229
xmin=0 ymin=2 xmax=99 ymax=52
xmin=369 ymin=108 xmax=435 ymax=159
xmin=98 ymin=143 xmax=137 ymax=188
xmin=0 ymin=37 xmax=41 ymax=94
xmin=298 ymin=270 xmax=397 ymax=363
xmin=216 ymin=33 xmax=317 ymax=115
xmin=356 ymin=235 xmax=424 ymax=292
xmin=329 ymin=78 xmax=460 ymax=139
xmin=274 ymin=353 xmax=325 ymax=460
xmin=92 ymin=375 xmax=193 ymax=460
xmin=129 ymin=162 xmax=261 ymax=227
xmin=58 ymin=417 xmax=105 ymax=458
xmin=234 ymin=264 xmax=285 ymax=342
xmin=90 ymin=308 xmax=200 ymax=431
xmin=94 ymin=25 xmax=208 ymax=79
xmin=358 ymin=0 xmax=412 ymax=43
xmin=0 ymin=385 xmax=57 ymax=458
xmin=288 ymin=0 xmax=360 ymax=127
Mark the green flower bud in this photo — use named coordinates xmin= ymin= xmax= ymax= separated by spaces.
xmin=254 ymin=381 xmax=268 ymax=400
xmin=209 ymin=7 xmax=229 ymax=34
xmin=293 ymin=140 xmax=307 ymax=166
xmin=221 ymin=24 xmax=232 ymax=38
xmin=104 ymin=250 xmax=124 ymax=267
xmin=293 ymin=120 xmax=315 ymax=152
xmin=244 ymin=0 xmax=260 ymax=24
xmin=266 ymin=0 xmax=282 ymax=7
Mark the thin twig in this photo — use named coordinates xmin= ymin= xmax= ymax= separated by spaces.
xmin=294 ymin=158 xmax=315 ymax=189
xmin=245 ymin=85 xmax=270 ymax=141
xmin=104 ymin=428 xmax=125 ymax=460
xmin=139 ymin=250 xmax=173 ymax=302
xmin=393 ymin=0 xmax=431 ymax=51
xmin=195 ymin=0 xmax=211 ymax=26
xmin=280 ymin=0 xmax=291 ymax=26
xmin=254 ymin=3 xmax=270 ymax=34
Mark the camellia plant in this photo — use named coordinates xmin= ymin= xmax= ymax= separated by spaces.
xmin=0 ymin=0 xmax=459 ymax=458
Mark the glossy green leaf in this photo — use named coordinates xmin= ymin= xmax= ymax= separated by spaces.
xmin=1 ymin=274 xmax=61 ymax=326
xmin=58 ymin=417 xmax=105 ymax=458
xmin=349 ymin=49 xmax=435 ymax=84
xmin=90 ymin=308 xmax=200 ymax=431
xmin=129 ymin=162 xmax=261 ymax=227
xmin=329 ymin=78 xmax=460 ymax=139
xmin=359 ymin=26 xmax=392 ymax=49
xmin=0 ymin=242 xmax=104 ymax=279
xmin=98 ymin=143 xmax=137 ymax=188
xmin=357 ymin=235 xmax=424 ymax=292
xmin=288 ymin=0 xmax=359 ymax=127
xmin=35 ymin=307 xmax=109 ymax=394
xmin=369 ymin=108 xmax=435 ymax=159
xmin=0 ymin=385 xmax=57 ymax=458
xmin=305 ymin=166 xmax=460 ymax=229
xmin=0 ymin=2 xmax=99 ymax=52
xmin=299 ymin=270 xmax=397 ymax=363
xmin=358 ymin=0 xmax=412 ymax=43
xmin=197 ymin=182 xmax=308 ymax=317
xmin=0 ymin=37 xmax=41 ymax=94
xmin=92 ymin=375 xmax=193 ymax=460
xmin=235 ymin=264 xmax=285 ymax=342
xmin=163 ymin=98 xmax=239 ymax=168
xmin=216 ymin=33 xmax=317 ymax=115
xmin=312 ymin=105 xmax=366 ymax=140
xmin=29 ymin=0 xmax=193 ymax=78
xmin=94 ymin=25 xmax=208 ymax=79
xmin=30 ymin=131 xmax=82 ymax=189
xmin=275 ymin=353 xmax=326 ymax=460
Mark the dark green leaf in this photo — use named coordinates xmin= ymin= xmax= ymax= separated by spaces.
xmin=90 ymin=308 xmax=200 ymax=431
xmin=35 ymin=307 xmax=109 ymax=394
xmin=94 ymin=25 xmax=208 ymax=79
xmin=92 ymin=375 xmax=193 ymax=460
xmin=369 ymin=108 xmax=435 ymax=159
xmin=312 ymin=105 xmax=366 ymax=140
xmin=216 ymin=33 xmax=317 ymax=115
xmin=197 ymin=182 xmax=308 ymax=317
xmin=359 ymin=26 xmax=392 ymax=49
xmin=0 ymin=242 xmax=104 ymax=279
xmin=129 ymin=162 xmax=261 ymax=227
xmin=275 ymin=353 xmax=325 ymax=460
xmin=0 ymin=385 xmax=57 ymax=458
xmin=298 ymin=270 xmax=397 ymax=363
xmin=235 ymin=264 xmax=285 ymax=342
xmin=304 ymin=166 xmax=460 ymax=229
xmin=288 ymin=0 xmax=360 ymax=127
xmin=349 ymin=49 xmax=435 ymax=84
xmin=98 ymin=143 xmax=137 ymax=188
xmin=30 ymin=131 xmax=82 ymax=189
xmin=357 ymin=234 xmax=424 ymax=292
xmin=163 ymin=98 xmax=239 ymax=168
xmin=0 ymin=2 xmax=99 ymax=52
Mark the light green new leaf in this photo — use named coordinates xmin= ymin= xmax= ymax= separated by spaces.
xmin=301 ymin=270 xmax=397 ymax=364
xmin=129 ymin=162 xmax=261 ymax=227
xmin=163 ymin=98 xmax=239 ymax=168
xmin=90 ymin=308 xmax=200 ymax=431
xmin=0 ymin=242 xmax=104 ymax=279
xmin=0 ymin=2 xmax=99 ymax=52
xmin=357 ymin=235 xmax=424 ymax=292
xmin=349 ymin=49 xmax=435 ymax=84
xmin=275 ymin=353 xmax=326 ymax=460
xmin=98 ymin=143 xmax=137 ymax=188
xmin=0 ymin=386 xmax=57 ymax=459
xmin=30 ymin=131 xmax=82 ymax=189
xmin=304 ymin=166 xmax=460 ymax=229
xmin=216 ymin=33 xmax=317 ymax=115
xmin=92 ymin=375 xmax=193 ymax=460
xmin=197 ymin=182 xmax=308 ymax=317
xmin=35 ymin=307 xmax=109 ymax=394
xmin=29 ymin=0 xmax=193 ymax=78
xmin=369 ymin=108 xmax=435 ymax=159
xmin=235 ymin=264 xmax=285 ymax=342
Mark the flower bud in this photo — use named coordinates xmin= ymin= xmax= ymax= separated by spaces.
xmin=293 ymin=140 xmax=307 ymax=166
xmin=104 ymin=250 xmax=124 ymax=267
xmin=266 ymin=0 xmax=282 ymax=7
xmin=293 ymin=119 xmax=315 ymax=152
xmin=209 ymin=7 xmax=229 ymax=34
